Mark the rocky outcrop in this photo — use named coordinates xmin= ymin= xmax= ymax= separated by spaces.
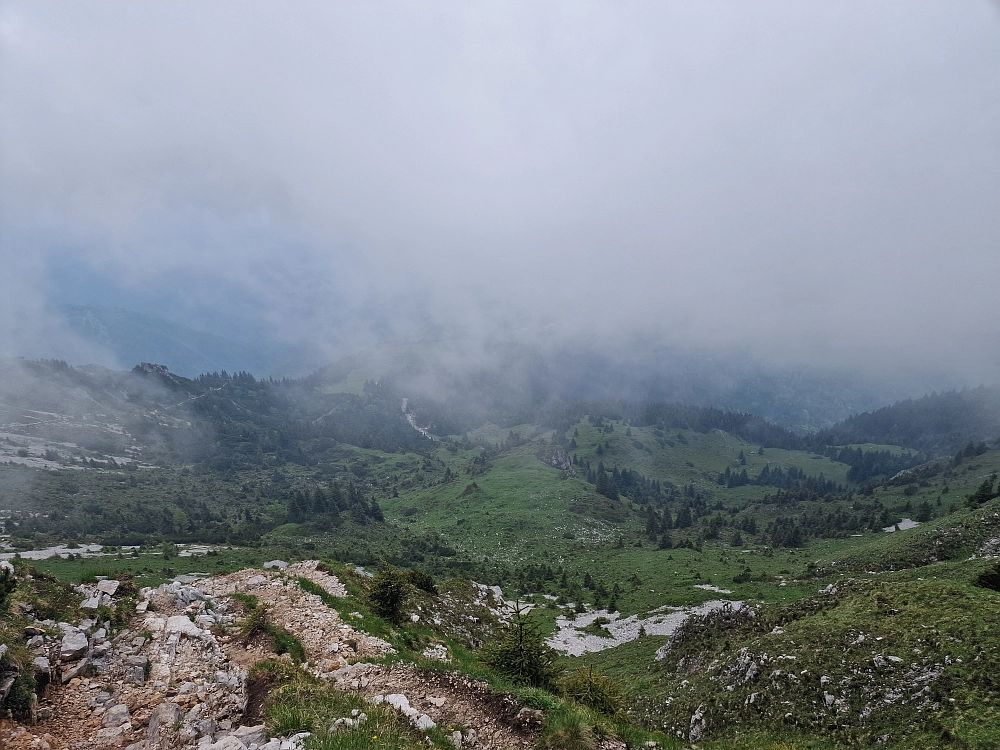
xmin=536 ymin=446 xmax=573 ymax=472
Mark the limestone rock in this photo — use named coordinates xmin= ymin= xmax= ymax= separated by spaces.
xmin=203 ymin=736 xmax=247 ymax=750
xmin=515 ymin=707 xmax=543 ymax=727
xmin=689 ymin=704 xmax=707 ymax=743
xmin=60 ymin=630 xmax=89 ymax=661
xmin=165 ymin=615 xmax=204 ymax=638
xmin=61 ymin=658 xmax=89 ymax=683
xmin=97 ymin=579 xmax=121 ymax=596
xmin=386 ymin=694 xmax=410 ymax=711
xmin=148 ymin=701 xmax=183 ymax=746
xmin=415 ymin=714 xmax=436 ymax=730
xmin=102 ymin=703 xmax=131 ymax=728
xmin=232 ymin=724 xmax=266 ymax=746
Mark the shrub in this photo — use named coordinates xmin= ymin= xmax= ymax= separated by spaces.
xmin=541 ymin=707 xmax=597 ymax=750
xmin=367 ymin=565 xmax=411 ymax=624
xmin=239 ymin=605 xmax=272 ymax=643
xmin=406 ymin=568 xmax=438 ymax=595
xmin=559 ymin=667 xmax=625 ymax=715
xmin=0 ymin=562 xmax=16 ymax=609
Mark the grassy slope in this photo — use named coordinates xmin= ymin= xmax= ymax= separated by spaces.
xmin=570 ymin=420 xmax=851 ymax=492
xmin=628 ymin=546 xmax=1000 ymax=749
xmin=380 ymin=417 xmax=869 ymax=616
xmin=385 ymin=443 xmax=616 ymax=564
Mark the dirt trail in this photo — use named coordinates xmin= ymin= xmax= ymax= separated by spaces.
xmin=328 ymin=661 xmax=538 ymax=749
xmin=1 ymin=562 xmax=539 ymax=750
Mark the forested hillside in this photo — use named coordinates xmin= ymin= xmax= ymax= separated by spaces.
xmin=815 ymin=385 xmax=1000 ymax=454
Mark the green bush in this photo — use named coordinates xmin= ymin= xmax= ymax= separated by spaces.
xmin=541 ymin=707 xmax=597 ymax=750
xmin=407 ymin=568 xmax=438 ymax=595
xmin=0 ymin=564 xmax=16 ymax=609
xmin=559 ymin=667 xmax=625 ymax=715
xmin=239 ymin=604 xmax=272 ymax=642
xmin=367 ymin=565 xmax=411 ymax=624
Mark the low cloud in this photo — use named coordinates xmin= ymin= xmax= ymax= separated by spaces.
xmin=1 ymin=1 xmax=999 ymax=384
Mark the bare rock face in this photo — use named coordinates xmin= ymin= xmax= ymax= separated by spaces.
xmin=203 ymin=736 xmax=250 ymax=750
xmin=164 ymin=615 xmax=204 ymax=638
xmin=232 ymin=724 xmax=266 ymax=746
xmin=515 ymin=707 xmax=544 ymax=728
xmin=60 ymin=658 xmax=89 ymax=684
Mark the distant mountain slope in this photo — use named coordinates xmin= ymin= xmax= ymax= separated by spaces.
xmin=355 ymin=340 xmax=936 ymax=433
xmin=60 ymin=304 xmax=321 ymax=378
xmin=815 ymin=385 xmax=1000 ymax=455
xmin=48 ymin=307 xmax=945 ymax=430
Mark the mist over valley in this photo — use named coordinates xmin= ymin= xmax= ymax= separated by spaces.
xmin=2 ymin=3 xmax=1000 ymax=749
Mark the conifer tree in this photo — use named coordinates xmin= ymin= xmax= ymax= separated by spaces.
xmin=481 ymin=602 xmax=560 ymax=688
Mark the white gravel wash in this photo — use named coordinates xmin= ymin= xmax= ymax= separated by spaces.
xmin=694 ymin=584 xmax=733 ymax=594
xmin=883 ymin=517 xmax=920 ymax=532
xmin=547 ymin=600 xmax=741 ymax=656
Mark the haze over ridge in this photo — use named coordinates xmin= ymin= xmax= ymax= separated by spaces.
xmin=1 ymin=1 xmax=998 ymax=388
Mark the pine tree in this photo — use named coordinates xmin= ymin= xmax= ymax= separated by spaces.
xmin=915 ymin=500 xmax=933 ymax=522
xmin=967 ymin=475 xmax=998 ymax=507
xmin=481 ymin=603 xmax=560 ymax=688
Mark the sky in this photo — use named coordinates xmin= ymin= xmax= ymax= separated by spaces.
xmin=1 ymin=1 xmax=999 ymax=383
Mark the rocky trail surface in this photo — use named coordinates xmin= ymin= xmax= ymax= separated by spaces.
xmin=0 ymin=562 xmax=539 ymax=750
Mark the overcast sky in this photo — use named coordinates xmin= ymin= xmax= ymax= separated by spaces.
xmin=1 ymin=1 xmax=999 ymax=381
